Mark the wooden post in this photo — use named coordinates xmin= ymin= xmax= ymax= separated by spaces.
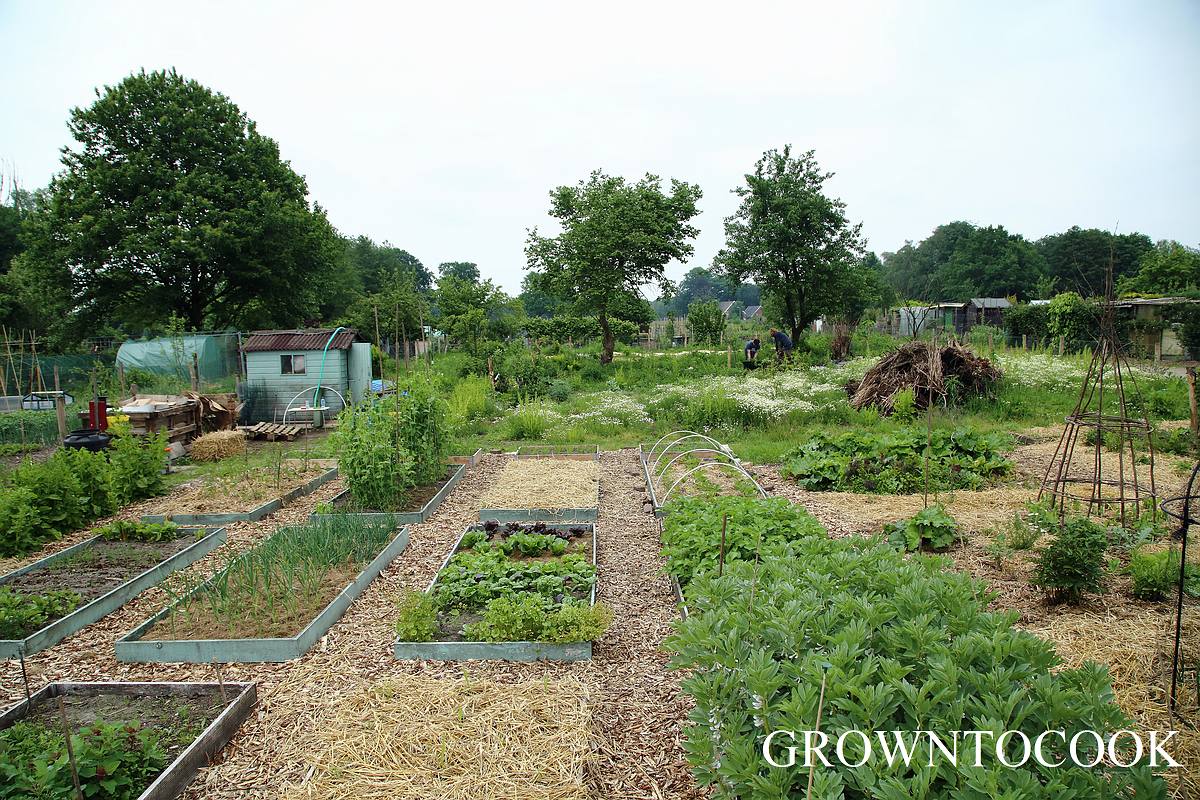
xmin=373 ymin=305 xmax=385 ymax=380
xmin=718 ymin=513 xmax=728 ymax=577
xmin=1021 ymin=334 xmax=1027 ymax=350
xmin=1188 ymin=368 xmax=1198 ymax=437
xmin=727 ymin=344 xmax=732 ymax=368
xmin=57 ymin=697 xmax=84 ymax=800
xmin=53 ymin=365 xmax=66 ymax=439
xmin=190 ymin=353 xmax=199 ymax=391
xmin=117 ymin=361 xmax=126 ymax=399
xmin=1058 ymin=335 xmax=1065 ymax=356
xmin=1155 ymin=339 xmax=1162 ymax=363
xmin=988 ymin=331 xmax=994 ymax=353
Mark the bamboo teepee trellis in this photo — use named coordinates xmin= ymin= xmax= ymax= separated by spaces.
xmin=1038 ymin=269 xmax=1156 ymax=525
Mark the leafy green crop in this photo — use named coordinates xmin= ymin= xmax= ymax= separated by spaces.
xmin=668 ymin=535 xmax=1164 ymax=797
xmin=96 ymin=519 xmax=182 ymax=543
xmin=780 ymin=427 xmax=1012 ymax=493
xmin=334 ymin=397 xmax=415 ymax=511
xmin=661 ymin=495 xmax=826 ymax=588
xmin=0 ymin=587 xmax=83 ymax=639
xmin=394 ymin=588 xmax=438 ymax=642
xmin=885 ymin=504 xmax=959 ymax=551
xmin=1033 ymin=516 xmax=1108 ymax=602
xmin=433 ymin=550 xmax=595 ymax=612
xmin=463 ymin=595 xmax=612 ymax=643
xmin=0 ymin=719 xmax=167 ymax=799
xmin=109 ymin=431 xmax=168 ymax=505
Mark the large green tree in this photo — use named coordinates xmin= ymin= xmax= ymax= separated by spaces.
xmin=716 ymin=146 xmax=865 ymax=343
xmin=437 ymin=261 xmax=480 ymax=283
xmin=525 ymin=170 xmax=702 ymax=363
xmin=668 ymin=266 xmax=731 ymax=316
xmin=23 ymin=69 xmax=342 ymax=331
xmin=344 ymin=236 xmax=432 ymax=295
xmin=1037 ymin=227 xmax=1153 ymax=296
xmin=1120 ymin=240 xmax=1200 ymax=295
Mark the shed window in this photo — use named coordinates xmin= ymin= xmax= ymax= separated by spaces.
xmin=281 ymin=354 xmax=306 ymax=375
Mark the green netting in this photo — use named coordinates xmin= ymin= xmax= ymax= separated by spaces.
xmin=116 ymin=334 xmax=240 ymax=382
xmin=0 ymin=354 xmax=114 ymax=394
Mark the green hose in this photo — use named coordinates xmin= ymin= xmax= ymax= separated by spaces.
xmin=312 ymin=326 xmax=345 ymax=408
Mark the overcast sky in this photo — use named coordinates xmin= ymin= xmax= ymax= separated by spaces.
xmin=1 ymin=1 xmax=1197 ymax=294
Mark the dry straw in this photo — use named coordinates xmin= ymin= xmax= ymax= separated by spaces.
xmin=283 ymin=674 xmax=593 ymax=800
xmin=189 ymin=430 xmax=246 ymax=462
xmin=1021 ymin=609 xmax=1200 ymax=799
xmin=480 ymin=459 xmax=600 ymax=511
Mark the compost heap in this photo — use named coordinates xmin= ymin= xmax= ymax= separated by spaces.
xmin=850 ymin=340 xmax=1001 ymax=414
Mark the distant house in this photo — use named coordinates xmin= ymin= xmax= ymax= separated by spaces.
xmin=742 ymin=305 xmax=764 ymax=321
xmin=242 ymin=328 xmax=372 ymax=422
xmin=718 ymin=301 xmax=737 ymax=317
xmin=1108 ymin=297 xmax=1199 ymax=360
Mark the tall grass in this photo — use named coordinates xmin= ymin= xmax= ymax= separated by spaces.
xmin=505 ymin=400 xmax=557 ymax=440
xmin=447 ymin=375 xmax=496 ymax=427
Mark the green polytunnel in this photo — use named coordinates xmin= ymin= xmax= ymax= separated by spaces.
xmin=116 ymin=333 xmax=242 ymax=383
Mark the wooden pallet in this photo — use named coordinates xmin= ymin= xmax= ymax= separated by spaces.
xmin=238 ymin=422 xmax=304 ymax=441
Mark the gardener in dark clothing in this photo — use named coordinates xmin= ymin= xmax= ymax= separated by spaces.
xmin=770 ymin=328 xmax=794 ymax=364
xmin=744 ymin=337 xmax=761 ymax=363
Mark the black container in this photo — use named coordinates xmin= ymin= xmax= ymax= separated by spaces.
xmin=63 ymin=428 xmax=113 ymax=452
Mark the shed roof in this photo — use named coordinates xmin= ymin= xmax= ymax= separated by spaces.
xmin=970 ymin=297 xmax=1012 ymax=309
xmin=743 ymin=305 xmax=763 ymax=317
xmin=243 ymin=328 xmax=360 ymax=352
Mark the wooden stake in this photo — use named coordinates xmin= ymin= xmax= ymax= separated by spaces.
xmin=727 ymin=344 xmax=732 ymax=368
xmin=1187 ymin=367 xmax=1198 ymax=437
xmin=1021 ymin=334 xmax=1027 ymax=350
xmin=190 ymin=352 xmax=200 ymax=391
xmin=805 ymin=671 xmax=828 ymax=800
xmin=212 ymin=659 xmax=229 ymax=705
xmin=53 ymin=365 xmax=66 ymax=438
xmin=57 ymin=697 xmax=84 ymax=800
xmin=1058 ymin=335 xmax=1065 ymax=356
xmin=117 ymin=361 xmax=126 ymax=398
xmin=718 ymin=513 xmax=728 ymax=576
xmin=373 ymin=305 xmax=385 ymax=381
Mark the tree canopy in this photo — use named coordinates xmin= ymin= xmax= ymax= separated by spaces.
xmin=716 ymin=146 xmax=865 ymax=342
xmin=525 ymin=170 xmax=702 ymax=362
xmin=438 ymin=261 xmax=481 ymax=283
xmin=22 ymin=69 xmax=344 ymax=332
xmin=1120 ymin=240 xmax=1200 ymax=295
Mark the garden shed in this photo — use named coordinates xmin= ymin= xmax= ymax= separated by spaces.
xmin=241 ymin=328 xmax=372 ymax=422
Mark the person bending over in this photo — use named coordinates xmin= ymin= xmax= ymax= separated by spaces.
xmin=744 ymin=337 xmax=761 ymax=363
xmin=769 ymin=328 xmax=793 ymax=364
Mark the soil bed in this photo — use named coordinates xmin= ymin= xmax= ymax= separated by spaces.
xmin=5 ymin=533 xmax=200 ymax=607
xmin=314 ymin=464 xmax=466 ymax=525
xmin=145 ymin=460 xmax=335 ymax=516
xmin=478 ymin=459 xmax=599 ymax=522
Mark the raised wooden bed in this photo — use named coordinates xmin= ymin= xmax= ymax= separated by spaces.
xmin=0 ymin=681 xmax=256 ymax=800
xmin=308 ymin=464 xmax=466 ymax=526
xmin=0 ymin=526 xmax=226 ymax=658
xmin=478 ymin=459 xmax=599 ymax=523
xmin=114 ymin=524 xmax=409 ymax=663
xmin=394 ymin=523 xmax=598 ymax=662
xmin=448 ymin=448 xmax=484 ymax=466
xmin=141 ymin=466 xmax=338 ymax=526
xmin=514 ymin=444 xmax=599 ymax=461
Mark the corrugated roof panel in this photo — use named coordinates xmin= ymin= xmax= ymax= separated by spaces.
xmin=242 ymin=329 xmax=360 ymax=352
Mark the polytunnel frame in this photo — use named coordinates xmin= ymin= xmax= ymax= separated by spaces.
xmin=647 ymin=430 xmax=738 ymax=476
xmin=280 ymin=385 xmax=347 ymax=424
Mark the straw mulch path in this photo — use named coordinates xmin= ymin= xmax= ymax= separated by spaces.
xmin=3 ymin=451 xmax=700 ymax=799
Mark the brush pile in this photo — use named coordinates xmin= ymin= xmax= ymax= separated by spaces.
xmin=187 ymin=429 xmax=246 ymax=462
xmin=850 ymin=340 xmax=1001 ymax=414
